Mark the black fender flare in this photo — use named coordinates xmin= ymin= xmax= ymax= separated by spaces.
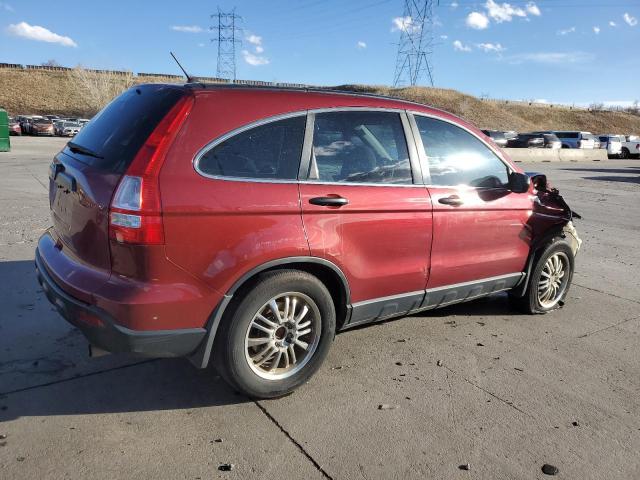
xmin=189 ymin=256 xmax=351 ymax=368
xmin=511 ymin=224 xmax=572 ymax=298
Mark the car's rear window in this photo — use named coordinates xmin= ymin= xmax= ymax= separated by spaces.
xmin=66 ymin=84 xmax=185 ymax=172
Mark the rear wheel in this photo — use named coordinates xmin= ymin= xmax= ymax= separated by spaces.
xmin=620 ymin=148 xmax=630 ymax=159
xmin=213 ymin=270 xmax=335 ymax=399
xmin=510 ymin=239 xmax=574 ymax=314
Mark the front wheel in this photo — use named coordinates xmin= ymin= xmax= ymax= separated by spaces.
xmin=510 ymin=239 xmax=575 ymax=314
xmin=213 ymin=270 xmax=336 ymax=399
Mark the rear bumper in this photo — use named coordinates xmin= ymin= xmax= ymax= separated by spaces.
xmin=35 ymin=248 xmax=206 ymax=357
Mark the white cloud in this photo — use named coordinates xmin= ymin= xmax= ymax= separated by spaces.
xmin=356 ymin=41 xmax=367 ymax=49
xmin=593 ymin=26 xmax=600 ymax=34
xmin=505 ymin=51 xmax=594 ymax=65
xmin=242 ymin=33 xmax=269 ymax=65
xmin=0 ymin=2 xmax=14 ymax=12
xmin=466 ymin=12 xmax=489 ymax=29
xmin=391 ymin=16 xmax=420 ymax=33
xmin=485 ymin=0 xmax=527 ymax=23
xmin=623 ymin=13 xmax=637 ymax=27
xmin=526 ymin=2 xmax=541 ymax=16
xmin=450 ymin=2 xmax=459 ymax=7
xmin=242 ymin=50 xmax=269 ymax=66
xmin=453 ymin=40 xmax=472 ymax=52
xmin=609 ymin=21 xmax=617 ymax=27
xmin=440 ymin=34 xmax=448 ymax=39
xmin=246 ymin=34 xmax=262 ymax=46
xmin=197 ymin=43 xmax=205 ymax=47
xmin=171 ymin=25 xmax=203 ymax=33
xmin=467 ymin=1 xmax=540 ymax=29
xmin=477 ymin=42 xmax=505 ymax=53
xmin=6 ymin=22 xmax=77 ymax=47
xmin=557 ymin=26 xmax=576 ymax=35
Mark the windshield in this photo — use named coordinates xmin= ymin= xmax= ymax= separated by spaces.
xmin=66 ymin=84 xmax=185 ymax=172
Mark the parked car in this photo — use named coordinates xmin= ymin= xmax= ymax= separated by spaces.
xmin=507 ymin=133 xmax=545 ymax=148
xmin=78 ymin=118 xmax=91 ymax=126
xmin=57 ymin=121 xmax=81 ymax=137
xmin=539 ymin=131 xmax=596 ymax=149
xmin=481 ymin=129 xmax=508 ymax=147
xmin=621 ymin=135 xmax=640 ymax=159
xmin=31 ymin=119 xmax=55 ymax=136
xmin=598 ymin=135 xmax=623 ymax=158
xmin=36 ymin=84 xmax=582 ymax=398
xmin=9 ymin=117 xmax=21 ymax=136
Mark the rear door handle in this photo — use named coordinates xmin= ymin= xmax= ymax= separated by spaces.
xmin=438 ymin=195 xmax=464 ymax=206
xmin=309 ymin=196 xmax=349 ymax=207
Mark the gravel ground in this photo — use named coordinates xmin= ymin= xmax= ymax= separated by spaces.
xmin=1 ymin=136 xmax=639 ymax=479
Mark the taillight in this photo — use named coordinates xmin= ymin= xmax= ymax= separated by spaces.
xmin=108 ymin=94 xmax=194 ymax=245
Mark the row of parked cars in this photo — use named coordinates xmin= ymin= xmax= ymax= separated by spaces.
xmin=9 ymin=115 xmax=90 ymax=137
xmin=482 ymin=130 xmax=640 ymax=159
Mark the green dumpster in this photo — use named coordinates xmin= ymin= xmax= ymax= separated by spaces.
xmin=0 ymin=108 xmax=10 ymax=152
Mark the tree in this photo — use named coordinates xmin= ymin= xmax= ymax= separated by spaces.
xmin=69 ymin=66 xmax=134 ymax=115
xmin=41 ymin=59 xmax=61 ymax=67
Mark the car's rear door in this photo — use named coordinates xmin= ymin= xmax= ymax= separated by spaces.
xmin=408 ymin=112 xmax=532 ymax=300
xmin=299 ymin=109 xmax=433 ymax=326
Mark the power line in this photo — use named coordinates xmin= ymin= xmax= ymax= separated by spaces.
xmin=211 ymin=8 xmax=242 ymax=81
xmin=393 ymin=0 xmax=436 ymax=87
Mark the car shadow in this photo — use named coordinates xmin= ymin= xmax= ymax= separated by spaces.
xmin=560 ymin=167 xmax=640 ymax=175
xmin=0 ymin=259 xmax=250 ymax=421
xmin=582 ymin=175 xmax=640 ymax=185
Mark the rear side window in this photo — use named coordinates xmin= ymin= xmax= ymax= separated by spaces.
xmin=415 ymin=116 xmax=509 ymax=188
xmin=312 ymin=111 xmax=412 ymax=184
xmin=558 ymin=132 xmax=579 ymax=139
xmin=66 ymin=85 xmax=185 ymax=172
xmin=198 ymin=116 xmax=306 ymax=180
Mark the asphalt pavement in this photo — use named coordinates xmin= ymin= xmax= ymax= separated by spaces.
xmin=1 ymin=136 xmax=639 ymax=479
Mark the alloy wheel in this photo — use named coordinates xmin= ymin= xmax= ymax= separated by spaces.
xmin=244 ymin=292 xmax=321 ymax=380
xmin=537 ymin=252 xmax=570 ymax=309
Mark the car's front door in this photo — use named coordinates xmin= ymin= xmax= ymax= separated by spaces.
xmin=409 ymin=113 xmax=532 ymax=300
xmin=299 ymin=109 xmax=432 ymax=326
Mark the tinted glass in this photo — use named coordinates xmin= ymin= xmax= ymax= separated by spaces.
xmin=199 ymin=116 xmax=306 ymax=180
xmin=312 ymin=111 xmax=412 ymax=184
xmin=67 ymin=85 xmax=185 ymax=172
xmin=415 ymin=116 xmax=509 ymax=188
xmin=557 ymin=132 xmax=579 ymax=139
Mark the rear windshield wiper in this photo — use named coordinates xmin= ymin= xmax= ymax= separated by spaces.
xmin=67 ymin=142 xmax=104 ymax=159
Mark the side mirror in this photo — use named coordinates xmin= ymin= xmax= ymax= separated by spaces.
xmin=508 ymin=171 xmax=530 ymax=193
xmin=528 ymin=173 xmax=548 ymax=191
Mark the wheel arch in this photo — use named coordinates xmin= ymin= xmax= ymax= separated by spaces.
xmin=511 ymin=224 xmax=572 ymax=298
xmin=189 ymin=257 xmax=351 ymax=368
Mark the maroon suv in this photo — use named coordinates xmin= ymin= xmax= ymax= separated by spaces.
xmin=36 ymin=84 xmax=581 ymax=398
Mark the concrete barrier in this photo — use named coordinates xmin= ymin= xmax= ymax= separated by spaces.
xmin=503 ymin=148 xmax=608 ymax=162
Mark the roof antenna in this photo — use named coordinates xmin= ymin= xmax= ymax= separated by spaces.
xmin=170 ymin=51 xmax=194 ymax=83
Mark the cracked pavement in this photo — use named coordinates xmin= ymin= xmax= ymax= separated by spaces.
xmin=1 ymin=137 xmax=639 ymax=479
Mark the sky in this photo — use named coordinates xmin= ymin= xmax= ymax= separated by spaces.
xmin=1 ymin=0 xmax=638 ymax=105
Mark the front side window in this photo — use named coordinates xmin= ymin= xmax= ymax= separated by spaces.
xmin=415 ymin=116 xmax=509 ymax=188
xmin=198 ymin=115 xmax=306 ymax=180
xmin=311 ymin=111 xmax=412 ymax=184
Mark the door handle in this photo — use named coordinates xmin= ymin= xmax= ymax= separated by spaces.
xmin=309 ymin=196 xmax=349 ymax=207
xmin=438 ymin=195 xmax=464 ymax=206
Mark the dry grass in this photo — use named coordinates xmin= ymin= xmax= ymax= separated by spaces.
xmin=1 ymin=68 xmax=639 ymax=134
xmin=0 ymin=68 xmax=181 ymax=117
xmin=335 ymin=84 xmax=640 ymax=134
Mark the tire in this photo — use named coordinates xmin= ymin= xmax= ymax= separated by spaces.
xmin=510 ymin=239 xmax=575 ymax=314
xmin=620 ymin=148 xmax=629 ymax=159
xmin=213 ymin=269 xmax=336 ymax=399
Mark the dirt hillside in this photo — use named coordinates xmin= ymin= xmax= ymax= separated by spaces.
xmin=1 ymin=67 xmax=639 ymax=134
